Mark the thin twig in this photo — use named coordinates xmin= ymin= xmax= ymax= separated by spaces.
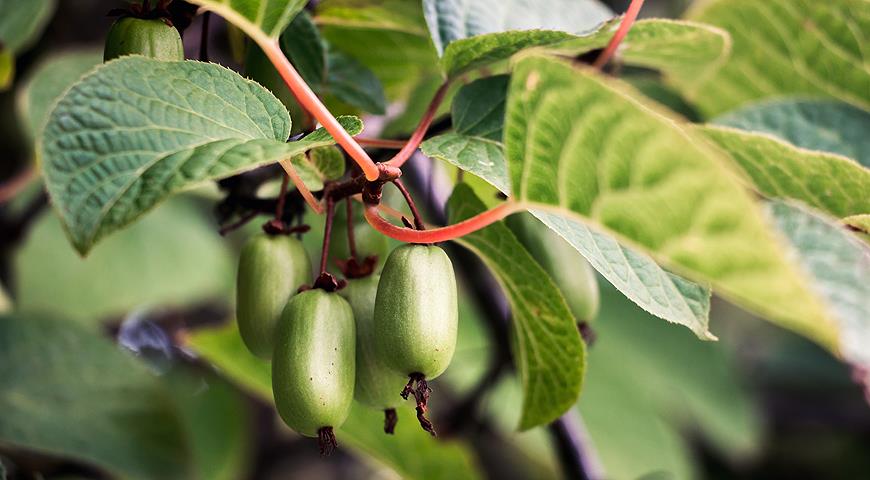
xmin=218 ymin=210 xmax=259 ymax=236
xmin=346 ymin=199 xmax=358 ymax=261
xmin=363 ymin=201 xmax=520 ymax=244
xmin=278 ymin=158 xmax=323 ymax=213
xmin=386 ymin=80 xmax=451 ymax=168
xmin=593 ymin=0 xmax=646 ymax=69
xmin=392 ymin=179 xmax=425 ymax=230
xmin=275 ymin=173 xmax=290 ymax=220
xmin=355 ymin=137 xmax=407 ymax=149
xmin=319 ymin=195 xmax=336 ymax=275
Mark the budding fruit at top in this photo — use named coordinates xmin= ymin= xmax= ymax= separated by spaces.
xmin=373 ymin=244 xmax=458 ymax=380
xmin=236 ymin=233 xmax=311 ymax=359
xmin=272 ymin=289 xmax=355 ymax=439
xmin=340 ymin=275 xmax=409 ymax=411
xmin=104 ymin=17 xmax=184 ymax=62
xmin=507 ymin=213 xmax=599 ymax=322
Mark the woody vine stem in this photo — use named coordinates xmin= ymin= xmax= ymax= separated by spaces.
xmin=236 ymin=0 xmax=645 ymax=242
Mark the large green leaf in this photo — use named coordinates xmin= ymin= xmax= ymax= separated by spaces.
xmin=40 ymin=56 xmax=361 ymax=254
xmin=438 ymin=15 xmax=730 ymax=79
xmin=682 ymin=0 xmax=870 ymax=117
xmin=768 ymin=201 xmax=870 ymax=392
xmin=280 ymin=10 xmax=327 ymax=87
xmin=187 ymin=322 xmax=482 ymax=479
xmin=16 ymin=50 xmax=101 ymax=144
xmin=15 ymin=196 xmax=234 ymax=325
xmin=427 ymin=73 xmax=713 ymax=339
xmin=505 ymin=54 xmax=835 ymax=350
xmin=0 ymin=313 xmax=192 ymax=480
xmin=191 ymin=0 xmax=306 ymax=40
xmin=715 ymin=99 xmax=870 ymax=167
xmin=318 ymin=1 xmax=440 ymax=101
xmin=448 ymin=184 xmax=585 ymax=429
xmin=699 ymin=125 xmax=870 ymax=218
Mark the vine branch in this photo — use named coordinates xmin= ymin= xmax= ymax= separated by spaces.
xmin=386 ymin=80 xmax=451 ymax=168
xmin=363 ymin=201 xmax=521 ymax=244
xmin=593 ymin=0 xmax=646 ymax=69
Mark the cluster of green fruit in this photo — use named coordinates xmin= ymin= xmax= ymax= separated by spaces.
xmin=236 ymin=229 xmax=458 ymax=452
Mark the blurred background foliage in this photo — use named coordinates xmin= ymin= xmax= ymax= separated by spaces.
xmin=1 ymin=1 xmax=868 ymax=479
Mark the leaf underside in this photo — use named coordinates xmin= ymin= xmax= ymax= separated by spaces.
xmin=449 ymin=183 xmax=586 ymax=430
xmin=504 ymin=54 xmax=836 ymax=349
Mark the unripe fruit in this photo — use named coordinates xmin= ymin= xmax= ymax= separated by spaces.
xmin=340 ymin=275 xmax=408 ymax=411
xmin=236 ymin=233 xmax=311 ymax=359
xmin=374 ymin=244 xmax=458 ymax=380
xmin=104 ymin=17 xmax=184 ymax=62
xmin=507 ymin=213 xmax=599 ymax=322
xmin=272 ymin=290 xmax=355 ymax=438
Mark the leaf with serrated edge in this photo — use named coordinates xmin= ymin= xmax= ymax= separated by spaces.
xmin=289 ymin=145 xmax=345 ymax=191
xmin=505 ymin=54 xmax=835 ymax=350
xmin=714 ymin=99 xmax=870 ymax=167
xmin=682 ymin=0 xmax=870 ymax=117
xmin=768 ymin=201 xmax=870 ymax=391
xmin=41 ymin=57 xmax=361 ymax=254
xmin=699 ymin=124 xmax=870 ymax=218
xmin=190 ymin=0 xmax=305 ymax=40
xmin=187 ymin=323 xmax=483 ymax=479
xmin=449 ymin=183 xmax=585 ymax=429
xmin=426 ymin=74 xmax=714 ymax=339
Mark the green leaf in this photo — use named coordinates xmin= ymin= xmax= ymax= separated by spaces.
xmin=531 ymin=211 xmax=714 ymax=340
xmin=448 ymin=183 xmax=585 ymax=429
xmin=191 ymin=0 xmax=306 ymax=39
xmin=426 ymin=75 xmax=713 ymax=339
xmin=768 ymin=201 xmax=870 ymax=392
xmin=318 ymin=2 xmax=440 ymax=101
xmin=0 ymin=0 xmax=55 ymax=53
xmin=15 ymin=196 xmax=234 ymax=325
xmin=290 ymin=144 xmax=346 ymax=190
xmin=0 ymin=313 xmax=192 ymax=480
xmin=714 ymin=99 xmax=870 ymax=167
xmin=187 ymin=322 xmax=483 ymax=479
xmin=423 ymin=0 xmax=612 ymax=55
xmin=439 ymin=16 xmax=730 ymax=79
xmin=505 ymin=54 xmax=836 ymax=350
xmin=699 ymin=124 xmax=870 ymax=218
xmin=280 ymin=10 xmax=327 ymax=87
xmin=41 ymin=56 xmax=362 ymax=254
xmin=326 ymin=50 xmax=387 ymax=114
xmin=422 ymin=76 xmax=510 ymax=192
xmin=16 ymin=49 xmax=101 ymax=143
xmin=682 ymin=0 xmax=870 ymax=117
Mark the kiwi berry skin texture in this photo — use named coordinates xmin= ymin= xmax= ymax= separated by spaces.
xmin=236 ymin=234 xmax=311 ymax=359
xmin=374 ymin=244 xmax=458 ymax=380
xmin=272 ymin=289 xmax=356 ymax=437
xmin=341 ymin=275 xmax=409 ymax=410
xmin=104 ymin=17 xmax=184 ymax=62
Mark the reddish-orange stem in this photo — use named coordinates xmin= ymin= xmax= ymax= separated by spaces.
xmin=593 ymin=0 xmax=645 ymax=69
xmin=261 ymin=40 xmax=380 ymax=181
xmin=355 ymin=137 xmax=407 ymax=149
xmin=386 ymin=80 xmax=451 ymax=168
xmin=278 ymin=158 xmax=323 ymax=214
xmin=364 ymin=201 xmax=520 ymax=243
